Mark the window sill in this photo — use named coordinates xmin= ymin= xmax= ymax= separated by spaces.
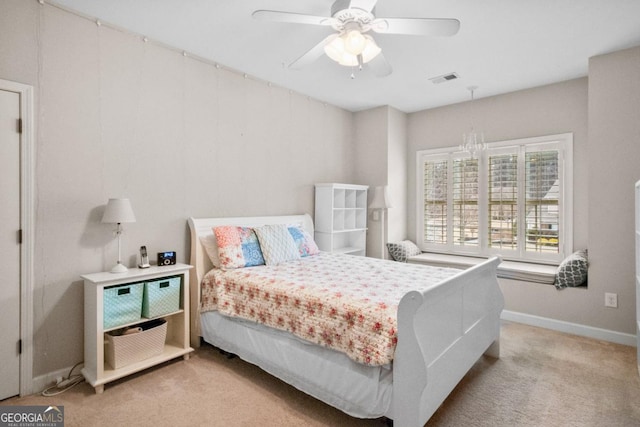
xmin=406 ymin=252 xmax=557 ymax=285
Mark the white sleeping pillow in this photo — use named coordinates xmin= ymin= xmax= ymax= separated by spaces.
xmin=199 ymin=233 xmax=221 ymax=268
xmin=254 ymin=224 xmax=301 ymax=265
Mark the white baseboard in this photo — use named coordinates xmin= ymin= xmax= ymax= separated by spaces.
xmin=501 ymin=310 xmax=637 ymax=347
xmin=30 ymin=364 xmax=82 ymax=396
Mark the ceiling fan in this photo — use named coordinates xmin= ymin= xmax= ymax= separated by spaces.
xmin=252 ymin=0 xmax=460 ymax=77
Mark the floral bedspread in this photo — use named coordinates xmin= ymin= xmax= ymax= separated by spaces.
xmin=200 ymin=252 xmax=460 ymax=366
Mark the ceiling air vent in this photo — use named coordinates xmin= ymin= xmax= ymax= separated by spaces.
xmin=429 ymin=72 xmax=459 ymax=84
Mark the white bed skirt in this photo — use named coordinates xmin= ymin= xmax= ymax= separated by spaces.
xmin=200 ymin=310 xmax=393 ymax=418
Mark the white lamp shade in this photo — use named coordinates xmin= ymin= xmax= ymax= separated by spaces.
xmin=101 ymin=198 xmax=136 ymax=224
xmin=324 ymin=36 xmax=346 ymax=63
xmin=344 ymin=30 xmax=366 ymax=55
xmin=369 ymin=186 xmax=392 ymax=209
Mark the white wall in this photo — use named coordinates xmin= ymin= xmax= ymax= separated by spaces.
xmin=1 ymin=1 xmax=355 ymax=378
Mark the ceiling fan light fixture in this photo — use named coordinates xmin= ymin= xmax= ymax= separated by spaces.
xmin=255 ymin=2 xmax=462 ymax=75
xmin=324 ymin=32 xmax=381 ymax=67
xmin=324 ymin=36 xmax=347 ymax=63
xmin=337 ymin=53 xmax=359 ymax=67
xmin=361 ymin=34 xmax=381 ymax=63
xmin=344 ymin=30 xmax=366 ymax=55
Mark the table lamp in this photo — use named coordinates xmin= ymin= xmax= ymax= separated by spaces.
xmin=102 ymin=198 xmax=136 ymax=273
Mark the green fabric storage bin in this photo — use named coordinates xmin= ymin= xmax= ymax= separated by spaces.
xmin=142 ymin=276 xmax=181 ymax=318
xmin=103 ymin=282 xmax=144 ymax=329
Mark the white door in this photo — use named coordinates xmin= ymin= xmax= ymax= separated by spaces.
xmin=0 ymin=88 xmax=21 ymax=400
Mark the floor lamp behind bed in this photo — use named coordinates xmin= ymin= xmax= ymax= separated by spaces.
xmin=369 ymin=186 xmax=392 ymax=260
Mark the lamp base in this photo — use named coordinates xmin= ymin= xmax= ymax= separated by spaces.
xmin=110 ymin=262 xmax=128 ymax=274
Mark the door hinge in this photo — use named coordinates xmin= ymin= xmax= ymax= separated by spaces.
xmin=17 ymin=118 xmax=23 ymax=134
xmin=18 ymin=229 xmax=23 ymax=244
xmin=18 ymin=339 xmax=22 ymax=355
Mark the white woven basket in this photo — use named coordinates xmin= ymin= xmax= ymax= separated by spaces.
xmin=105 ymin=319 xmax=167 ymax=369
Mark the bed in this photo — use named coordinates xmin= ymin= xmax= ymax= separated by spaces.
xmin=188 ymin=214 xmax=504 ymax=427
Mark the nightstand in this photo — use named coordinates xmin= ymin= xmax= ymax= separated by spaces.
xmin=81 ymin=263 xmax=193 ymax=393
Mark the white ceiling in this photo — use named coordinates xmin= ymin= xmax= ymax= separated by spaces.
xmin=51 ymin=0 xmax=640 ymax=113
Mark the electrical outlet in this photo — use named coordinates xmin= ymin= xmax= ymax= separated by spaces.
xmin=605 ymin=292 xmax=618 ymax=308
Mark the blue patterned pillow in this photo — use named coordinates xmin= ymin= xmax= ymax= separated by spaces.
xmin=254 ymin=224 xmax=301 ymax=265
xmin=214 ymin=226 xmax=265 ymax=269
xmin=288 ymin=226 xmax=320 ymax=257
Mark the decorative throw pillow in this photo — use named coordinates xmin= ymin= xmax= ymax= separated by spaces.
xmin=288 ymin=226 xmax=320 ymax=257
xmin=254 ymin=224 xmax=301 ymax=265
xmin=386 ymin=240 xmax=422 ymax=262
xmin=554 ymin=249 xmax=588 ymax=289
xmin=213 ymin=226 xmax=265 ymax=269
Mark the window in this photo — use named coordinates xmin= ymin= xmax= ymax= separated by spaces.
xmin=417 ymin=133 xmax=572 ymax=264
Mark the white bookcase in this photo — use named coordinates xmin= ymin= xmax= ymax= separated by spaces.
xmin=81 ymin=263 xmax=193 ymax=393
xmin=315 ymin=183 xmax=368 ymax=256
xmin=636 ymin=181 xmax=640 ymax=374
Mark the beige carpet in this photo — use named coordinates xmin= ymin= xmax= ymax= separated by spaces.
xmin=3 ymin=321 xmax=640 ymax=426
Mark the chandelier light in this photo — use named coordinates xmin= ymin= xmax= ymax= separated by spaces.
xmin=460 ymin=86 xmax=486 ymax=158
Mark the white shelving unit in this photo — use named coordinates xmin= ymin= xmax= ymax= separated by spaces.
xmin=315 ymin=183 xmax=368 ymax=256
xmin=636 ymin=181 xmax=640 ymax=374
xmin=81 ymin=263 xmax=193 ymax=393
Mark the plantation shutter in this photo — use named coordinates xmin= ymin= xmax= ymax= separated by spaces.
xmin=487 ymin=150 xmax=518 ymax=251
xmin=452 ymin=156 xmax=479 ymax=247
xmin=423 ymin=157 xmax=448 ymax=245
xmin=417 ymin=133 xmax=569 ymax=263
xmin=524 ymin=146 xmax=560 ymax=254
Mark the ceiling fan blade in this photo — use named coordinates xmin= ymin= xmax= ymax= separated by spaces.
xmin=371 ymin=18 xmax=460 ymax=36
xmin=367 ymin=52 xmax=392 ymax=77
xmin=289 ymin=34 xmax=338 ymax=69
xmin=252 ymin=10 xmax=337 ymax=27
xmin=347 ymin=0 xmax=379 ymax=13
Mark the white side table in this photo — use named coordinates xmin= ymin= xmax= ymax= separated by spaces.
xmin=81 ymin=263 xmax=193 ymax=393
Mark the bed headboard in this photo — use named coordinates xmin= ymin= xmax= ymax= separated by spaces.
xmin=186 ymin=213 xmax=314 ymax=346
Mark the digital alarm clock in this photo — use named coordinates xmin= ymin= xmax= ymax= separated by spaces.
xmin=157 ymin=251 xmax=177 ymax=266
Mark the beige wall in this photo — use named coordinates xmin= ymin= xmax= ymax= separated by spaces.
xmin=408 ymin=78 xmax=597 ymax=328
xmin=2 ymin=0 xmax=638 ymax=386
xmin=587 ymin=46 xmax=640 ymax=334
xmin=387 ymin=108 xmax=408 ymax=244
xmin=1 ymin=1 xmax=355 ymax=377
xmin=353 ymin=106 xmax=408 ymax=258
xmin=407 ymin=65 xmax=640 ymax=335
xmin=354 ymin=106 xmax=388 ymax=258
